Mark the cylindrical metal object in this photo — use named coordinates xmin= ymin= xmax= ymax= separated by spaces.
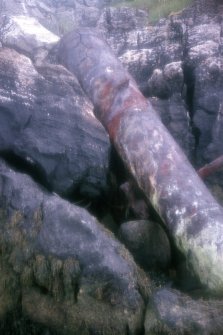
xmin=58 ymin=28 xmax=223 ymax=294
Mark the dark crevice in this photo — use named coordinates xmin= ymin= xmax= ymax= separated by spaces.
xmin=0 ymin=150 xmax=52 ymax=192
xmin=182 ymin=63 xmax=200 ymax=164
xmin=34 ymin=283 xmax=51 ymax=297
xmin=72 ymin=281 xmax=80 ymax=303
xmin=0 ymin=310 xmax=57 ymax=335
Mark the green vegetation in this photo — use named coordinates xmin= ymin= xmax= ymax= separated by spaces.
xmin=114 ymin=0 xmax=193 ymax=23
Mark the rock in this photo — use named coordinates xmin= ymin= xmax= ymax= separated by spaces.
xmin=0 ymin=0 xmax=119 ymax=37
xmin=0 ymin=0 xmax=223 ymax=332
xmin=163 ymin=61 xmax=184 ymax=94
xmin=98 ymin=6 xmax=148 ymax=34
xmin=148 ymin=69 xmax=170 ymax=99
xmin=192 ymin=56 xmax=223 ymax=166
xmin=0 ymin=158 xmax=149 ymax=334
xmin=150 ymin=94 xmax=194 ymax=159
xmin=0 ymin=15 xmax=59 ymax=62
xmin=186 ymin=16 xmax=222 ymax=166
xmin=118 ymin=220 xmax=171 ymax=271
xmin=0 ymin=47 xmax=110 ymax=199
xmin=188 ymin=24 xmax=220 ymax=64
xmin=145 ymin=287 xmax=223 ymax=335
xmin=99 ymin=11 xmax=185 ymax=93
xmin=147 ymin=61 xmax=184 ymax=99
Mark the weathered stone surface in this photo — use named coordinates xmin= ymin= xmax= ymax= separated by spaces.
xmin=0 ymin=0 xmax=118 ymax=36
xmin=98 ymin=11 xmax=184 ymax=91
xmin=0 ymin=158 xmax=149 ymax=334
xmin=192 ymin=56 xmax=223 ymax=165
xmin=0 ymin=0 xmax=222 ymax=156
xmin=118 ymin=220 xmax=171 ymax=271
xmin=0 ymin=47 xmax=110 ymax=199
xmin=0 ymin=15 xmax=59 ymax=62
xmin=183 ymin=12 xmax=223 ymax=194
xmin=145 ymin=287 xmax=223 ymax=335
xmin=150 ymin=94 xmax=194 ymax=159
xmin=148 ymin=61 xmax=184 ymax=99
xmin=0 ymin=0 xmax=223 ymax=332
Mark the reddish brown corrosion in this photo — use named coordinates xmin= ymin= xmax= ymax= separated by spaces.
xmin=198 ymin=155 xmax=223 ymax=179
xmin=57 ymin=29 xmax=148 ymax=140
xmin=57 ymin=28 xmax=223 ymax=294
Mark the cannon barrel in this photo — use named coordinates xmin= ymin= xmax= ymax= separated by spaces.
xmin=58 ymin=28 xmax=223 ymax=294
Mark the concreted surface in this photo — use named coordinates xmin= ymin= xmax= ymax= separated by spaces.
xmin=58 ymin=28 xmax=223 ymax=294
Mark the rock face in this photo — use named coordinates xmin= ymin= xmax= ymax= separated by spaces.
xmin=187 ymin=19 xmax=222 ymax=165
xmin=0 ymin=47 xmax=110 ymax=199
xmin=0 ymin=0 xmax=222 ymax=334
xmin=0 ymin=158 xmax=148 ymax=334
xmin=0 ymin=15 xmax=59 ymax=62
xmin=118 ymin=220 xmax=171 ymax=271
xmin=145 ymin=288 xmax=223 ymax=335
xmin=0 ymin=0 xmax=118 ymax=36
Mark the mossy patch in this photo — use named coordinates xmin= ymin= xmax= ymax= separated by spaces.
xmin=113 ymin=0 xmax=193 ymax=23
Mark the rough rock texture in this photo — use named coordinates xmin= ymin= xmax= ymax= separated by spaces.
xmin=145 ymin=288 xmax=223 ymax=335
xmin=187 ymin=21 xmax=222 ymax=164
xmin=150 ymin=94 xmax=194 ymax=159
xmin=0 ymin=0 xmax=118 ymax=36
xmin=0 ymin=0 xmax=222 ymax=334
xmin=118 ymin=220 xmax=171 ymax=271
xmin=0 ymin=158 xmax=149 ymax=334
xmin=2 ymin=0 xmax=221 ymax=170
xmin=0 ymin=47 xmax=110 ymax=199
xmin=96 ymin=0 xmax=223 ymax=194
xmin=0 ymin=15 xmax=59 ymax=62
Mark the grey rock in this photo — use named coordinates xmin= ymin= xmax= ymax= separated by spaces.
xmin=192 ymin=56 xmax=223 ymax=165
xmin=148 ymin=68 xmax=170 ymax=99
xmin=98 ymin=10 xmax=184 ymax=93
xmin=163 ymin=61 xmax=184 ymax=94
xmin=145 ymin=288 xmax=223 ymax=335
xmin=0 ymin=47 xmax=110 ymax=198
xmin=0 ymin=158 xmax=149 ymax=334
xmin=188 ymin=24 xmax=220 ymax=64
xmin=150 ymin=94 xmax=194 ymax=159
xmin=0 ymin=15 xmax=59 ymax=62
xmin=0 ymin=0 xmax=102 ymax=36
xmin=147 ymin=62 xmax=184 ymax=99
xmin=118 ymin=220 xmax=171 ymax=271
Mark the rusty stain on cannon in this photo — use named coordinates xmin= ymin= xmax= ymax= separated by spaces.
xmin=57 ymin=30 xmax=148 ymax=139
xmin=198 ymin=155 xmax=223 ymax=179
xmin=58 ymin=28 xmax=223 ymax=294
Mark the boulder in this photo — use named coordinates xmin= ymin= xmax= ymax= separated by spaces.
xmin=0 ymin=0 xmax=120 ymax=37
xmin=150 ymin=94 xmax=194 ymax=159
xmin=98 ymin=10 xmax=185 ymax=93
xmin=184 ymin=12 xmax=223 ymax=194
xmin=118 ymin=220 xmax=171 ymax=271
xmin=0 ymin=158 xmax=149 ymax=334
xmin=0 ymin=47 xmax=110 ymax=199
xmin=192 ymin=56 xmax=223 ymax=166
xmin=145 ymin=288 xmax=223 ymax=335
xmin=0 ymin=15 xmax=59 ymax=62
